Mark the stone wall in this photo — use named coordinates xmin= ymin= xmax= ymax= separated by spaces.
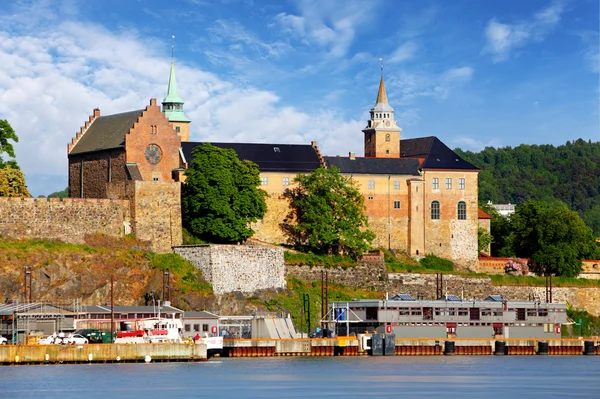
xmin=284 ymin=262 xmax=600 ymax=316
xmin=0 ymin=197 xmax=130 ymax=243
xmin=129 ymin=181 xmax=182 ymax=253
xmin=174 ymin=245 xmax=286 ymax=295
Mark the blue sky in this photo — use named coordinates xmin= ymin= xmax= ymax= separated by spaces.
xmin=0 ymin=0 xmax=598 ymax=197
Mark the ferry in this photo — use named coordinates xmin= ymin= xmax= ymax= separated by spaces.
xmin=115 ymin=317 xmax=183 ymax=343
xmin=327 ymin=294 xmax=567 ymax=339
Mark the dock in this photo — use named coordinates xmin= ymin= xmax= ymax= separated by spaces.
xmin=1 ymin=337 xmax=598 ymax=365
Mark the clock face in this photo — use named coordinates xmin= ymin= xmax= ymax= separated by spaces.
xmin=144 ymin=144 xmax=162 ymax=164
xmin=385 ymin=120 xmax=391 ymax=127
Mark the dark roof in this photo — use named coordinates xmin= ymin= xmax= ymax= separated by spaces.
xmin=484 ymin=295 xmax=505 ymax=302
xmin=390 ymin=294 xmax=416 ymax=301
xmin=69 ymin=110 xmax=143 ymax=155
xmin=401 ymin=136 xmax=479 ymax=170
xmin=324 ymin=156 xmax=421 ymax=175
xmin=183 ymin=311 xmax=219 ymax=319
xmin=79 ymin=305 xmax=184 ymax=314
xmin=182 ymin=142 xmax=322 ymax=172
xmin=126 ymin=163 xmax=143 ymax=180
xmin=438 ymin=294 xmax=461 ymax=301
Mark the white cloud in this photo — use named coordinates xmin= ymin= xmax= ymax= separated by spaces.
xmin=388 ymin=42 xmax=418 ymax=64
xmin=273 ymin=0 xmax=377 ymax=59
xmin=443 ymin=66 xmax=474 ymax=82
xmin=389 ymin=66 xmax=474 ymax=104
xmin=483 ymin=0 xmax=566 ymax=62
xmin=0 ymin=6 xmax=366 ymax=197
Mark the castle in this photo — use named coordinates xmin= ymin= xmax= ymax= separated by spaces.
xmin=64 ymin=61 xmax=485 ymax=266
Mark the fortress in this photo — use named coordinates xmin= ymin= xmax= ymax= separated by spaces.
xmin=1 ymin=62 xmax=489 ymax=266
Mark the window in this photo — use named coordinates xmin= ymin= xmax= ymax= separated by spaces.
xmin=202 ymin=324 xmax=209 ymax=332
xmin=445 ymin=178 xmax=452 ymax=189
xmin=261 ymin=176 xmax=268 ymax=186
xmin=193 ymin=324 xmax=200 ymax=332
xmin=432 ymin=178 xmax=439 ymax=190
xmin=385 ymin=134 xmax=390 ymax=142
xmin=368 ymin=180 xmax=375 ymax=189
xmin=459 ymin=178 xmax=465 ymax=190
xmin=282 ymin=177 xmax=290 ymax=186
xmin=393 ymin=200 xmax=400 ymax=209
xmin=386 ymin=150 xmax=390 ymax=155
xmin=393 ymin=181 xmax=400 ymax=189
xmin=368 ymin=196 xmax=374 ymax=200
xmin=457 ymin=201 xmax=466 ymax=220
xmin=176 ymin=126 xmax=180 ymax=133
xmin=431 ymin=201 xmax=440 ymax=220
xmin=184 ymin=324 xmax=191 ymax=332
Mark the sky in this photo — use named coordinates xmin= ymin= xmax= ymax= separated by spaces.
xmin=0 ymin=0 xmax=598 ymax=197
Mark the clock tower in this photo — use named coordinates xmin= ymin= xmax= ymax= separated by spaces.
xmin=362 ymin=74 xmax=402 ymax=158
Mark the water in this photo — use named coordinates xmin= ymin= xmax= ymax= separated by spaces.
xmin=1 ymin=356 xmax=599 ymax=398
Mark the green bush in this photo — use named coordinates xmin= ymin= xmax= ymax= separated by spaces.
xmin=419 ymin=254 xmax=454 ymax=272
xmin=284 ymin=251 xmax=356 ymax=268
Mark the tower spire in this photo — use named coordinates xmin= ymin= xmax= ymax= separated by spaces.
xmin=376 ymin=58 xmax=389 ymax=105
xmin=162 ymin=35 xmax=191 ymax=141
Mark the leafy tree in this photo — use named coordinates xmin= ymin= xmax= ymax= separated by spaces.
xmin=509 ymin=200 xmax=596 ymax=277
xmin=477 ymin=227 xmax=492 ymax=254
xmin=0 ymin=119 xmax=20 ymax=169
xmin=455 ymin=139 xmax=600 ymax=236
xmin=282 ymin=166 xmax=375 ymax=257
xmin=0 ymin=167 xmax=30 ymax=197
xmin=181 ymin=143 xmax=267 ymax=243
xmin=479 ymin=201 xmax=513 ymax=257
xmin=48 ymin=187 xmax=68 ymax=198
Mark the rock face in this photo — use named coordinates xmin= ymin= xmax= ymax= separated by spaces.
xmin=174 ymin=245 xmax=286 ymax=295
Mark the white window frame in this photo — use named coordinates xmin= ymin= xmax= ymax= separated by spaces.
xmin=368 ymin=180 xmax=375 ymax=189
xmin=446 ymin=178 xmax=452 ymax=189
xmin=459 ymin=178 xmax=465 ymax=190
xmin=282 ymin=177 xmax=290 ymax=186
xmin=261 ymin=176 xmax=268 ymax=186
xmin=432 ymin=178 xmax=439 ymax=190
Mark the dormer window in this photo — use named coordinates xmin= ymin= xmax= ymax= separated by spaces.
xmin=273 ymin=147 xmax=280 ymax=153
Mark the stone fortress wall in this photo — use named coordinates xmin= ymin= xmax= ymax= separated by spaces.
xmin=0 ymin=181 xmax=182 ymax=253
xmin=0 ymin=197 xmax=131 ymax=244
xmin=173 ymin=245 xmax=286 ymax=295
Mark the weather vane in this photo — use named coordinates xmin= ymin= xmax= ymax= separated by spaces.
xmin=380 ymin=58 xmax=383 ymax=73
xmin=171 ymin=35 xmax=175 ymax=62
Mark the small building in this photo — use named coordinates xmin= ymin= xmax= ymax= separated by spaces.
xmin=182 ymin=311 xmax=219 ymax=339
xmin=487 ymin=201 xmax=516 ymax=217
xmin=0 ymin=302 xmax=78 ymax=344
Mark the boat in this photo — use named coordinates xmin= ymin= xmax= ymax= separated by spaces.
xmin=115 ymin=317 xmax=183 ymax=344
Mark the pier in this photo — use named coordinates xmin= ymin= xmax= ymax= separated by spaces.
xmin=1 ymin=337 xmax=598 ymax=365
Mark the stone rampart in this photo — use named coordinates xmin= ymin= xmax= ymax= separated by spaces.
xmin=285 ymin=260 xmax=388 ymax=291
xmin=0 ymin=197 xmax=130 ymax=244
xmin=174 ymin=245 xmax=286 ymax=295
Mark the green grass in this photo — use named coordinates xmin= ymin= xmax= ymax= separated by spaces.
xmin=563 ymin=307 xmax=600 ymax=337
xmin=256 ymin=277 xmax=381 ymax=333
xmin=284 ymin=251 xmax=356 ymax=268
xmin=382 ymin=249 xmax=455 ymax=274
xmin=147 ymin=252 xmax=213 ymax=295
xmin=0 ymin=238 xmax=98 ymax=253
xmin=490 ymin=274 xmax=600 ymax=287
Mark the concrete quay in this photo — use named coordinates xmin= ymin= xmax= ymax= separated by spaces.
xmin=0 ymin=343 xmax=207 ymax=365
xmin=222 ymin=337 xmax=600 ymax=357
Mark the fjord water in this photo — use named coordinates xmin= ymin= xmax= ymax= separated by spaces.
xmin=1 ymin=356 xmax=599 ymax=398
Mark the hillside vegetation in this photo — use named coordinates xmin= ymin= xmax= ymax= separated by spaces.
xmin=455 ymin=139 xmax=600 ymax=235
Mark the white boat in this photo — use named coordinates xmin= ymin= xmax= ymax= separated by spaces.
xmin=114 ymin=317 xmax=183 ymax=344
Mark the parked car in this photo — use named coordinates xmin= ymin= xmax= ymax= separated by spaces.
xmin=65 ymin=334 xmax=88 ymax=345
xmin=0 ymin=336 xmax=8 ymax=345
xmin=38 ymin=335 xmax=57 ymax=345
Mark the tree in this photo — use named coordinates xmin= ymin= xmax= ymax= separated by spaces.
xmin=477 ymin=227 xmax=492 ymax=254
xmin=0 ymin=119 xmax=19 ymax=169
xmin=479 ymin=201 xmax=513 ymax=257
xmin=282 ymin=166 xmax=375 ymax=257
xmin=181 ymin=143 xmax=267 ymax=243
xmin=509 ymin=200 xmax=596 ymax=277
xmin=48 ymin=188 xmax=69 ymax=198
xmin=0 ymin=167 xmax=31 ymax=197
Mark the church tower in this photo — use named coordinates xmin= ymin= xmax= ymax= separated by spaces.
xmin=162 ymin=62 xmax=191 ymax=142
xmin=362 ymin=73 xmax=402 ymax=158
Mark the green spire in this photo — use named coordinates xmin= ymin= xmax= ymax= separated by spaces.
xmin=162 ymin=62 xmax=190 ymax=122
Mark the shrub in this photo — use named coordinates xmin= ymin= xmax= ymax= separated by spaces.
xmin=504 ymin=258 xmax=529 ymax=275
xmin=419 ymin=255 xmax=454 ymax=272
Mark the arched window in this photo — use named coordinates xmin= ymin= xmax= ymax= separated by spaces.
xmin=457 ymin=201 xmax=466 ymax=220
xmin=385 ymin=134 xmax=391 ymax=142
xmin=431 ymin=201 xmax=440 ymax=220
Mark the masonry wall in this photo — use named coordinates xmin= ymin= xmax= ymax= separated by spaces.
xmin=68 ymin=149 xmax=127 ymax=199
xmin=285 ymin=264 xmax=600 ymax=316
xmin=174 ymin=245 xmax=286 ymax=295
xmin=129 ymin=181 xmax=182 ymax=253
xmin=0 ymin=197 xmax=131 ymax=244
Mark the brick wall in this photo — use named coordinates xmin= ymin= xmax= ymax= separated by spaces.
xmin=0 ymin=197 xmax=131 ymax=243
xmin=68 ymin=149 xmax=126 ymax=199
xmin=174 ymin=245 xmax=286 ymax=295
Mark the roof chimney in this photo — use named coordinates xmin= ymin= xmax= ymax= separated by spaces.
xmin=93 ymin=108 xmax=100 ymax=117
xmin=349 ymin=152 xmax=356 ymax=160
xmin=150 ymin=98 xmax=157 ymax=106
